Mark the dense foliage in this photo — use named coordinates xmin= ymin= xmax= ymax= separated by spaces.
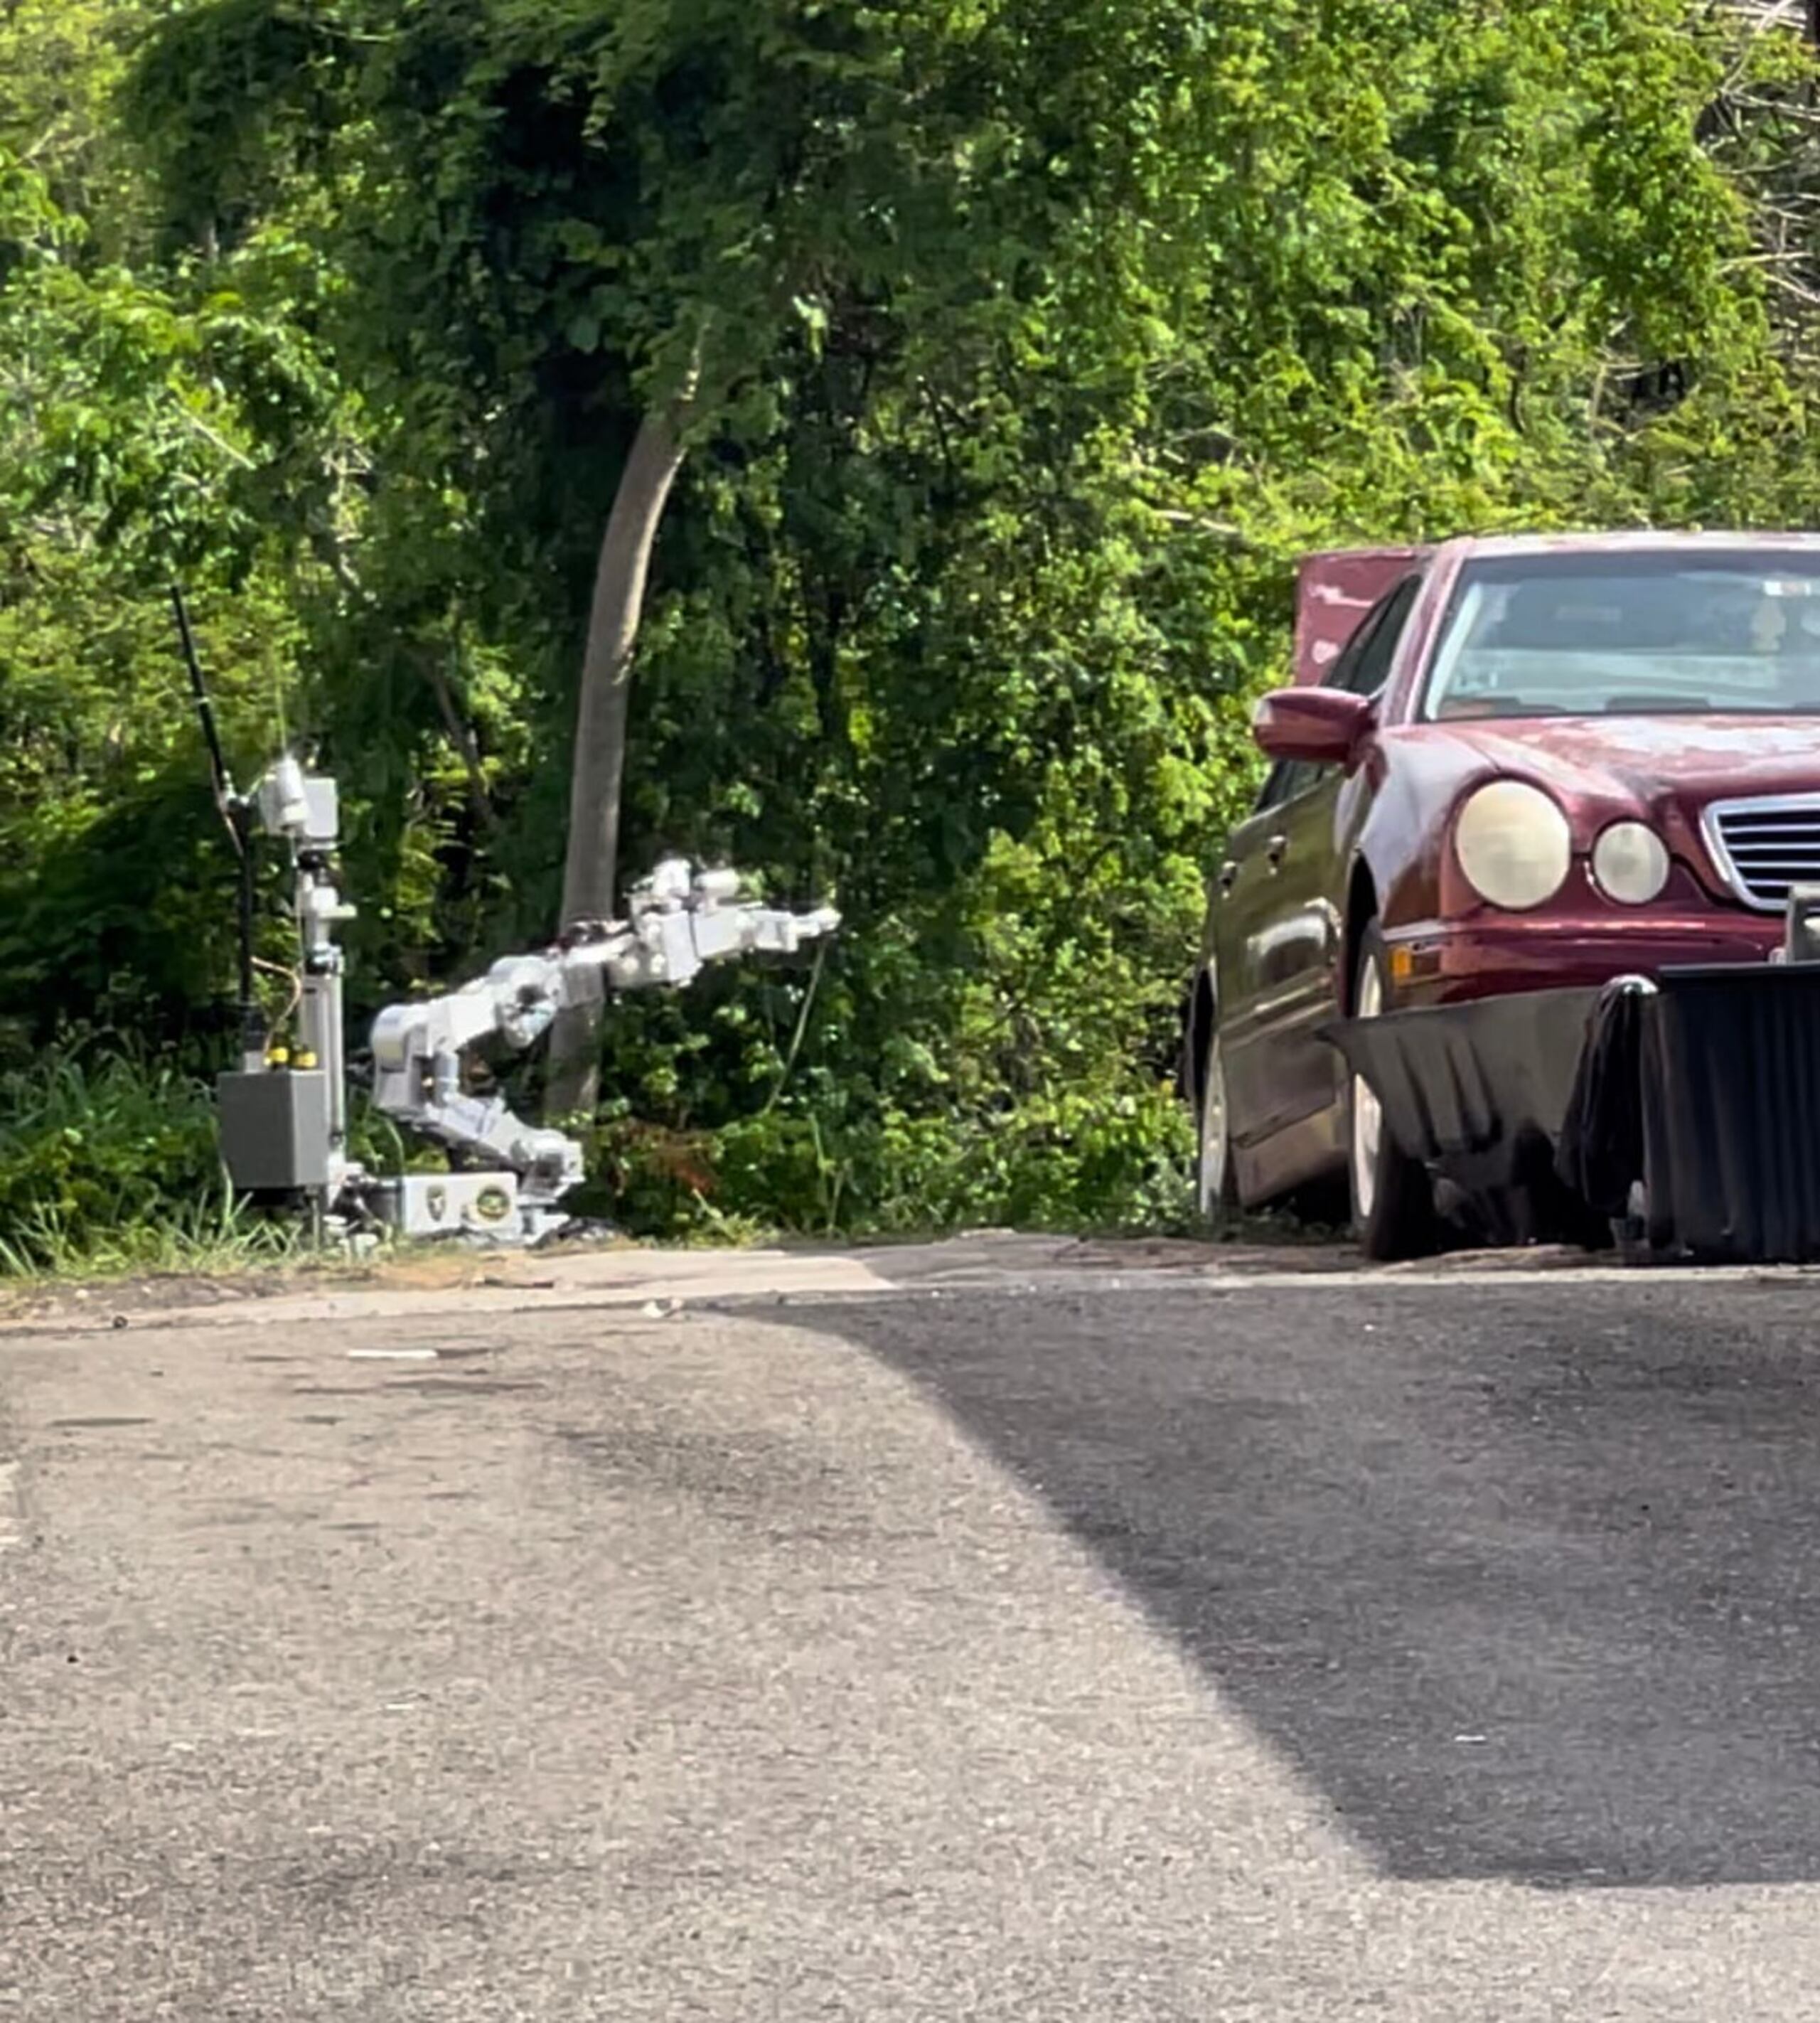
xmin=1 ymin=0 xmax=1817 ymax=1259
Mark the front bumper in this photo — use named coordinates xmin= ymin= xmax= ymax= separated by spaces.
xmin=1386 ymin=914 xmax=1782 ymax=1009
xmin=1324 ymin=963 xmax=1820 ymax=1263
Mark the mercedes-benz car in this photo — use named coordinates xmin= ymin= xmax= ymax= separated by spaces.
xmin=1183 ymin=530 xmax=1820 ymax=1259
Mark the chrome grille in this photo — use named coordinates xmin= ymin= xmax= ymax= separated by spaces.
xmin=1705 ymin=796 xmax=1820 ymax=911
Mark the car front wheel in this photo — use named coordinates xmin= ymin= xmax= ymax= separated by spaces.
xmin=1347 ymin=928 xmax=1436 ymax=1262
xmin=1197 ymin=1018 xmax=1239 ymax=1224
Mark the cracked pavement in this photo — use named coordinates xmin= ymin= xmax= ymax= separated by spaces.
xmin=4 ymin=1242 xmax=1820 ymax=2017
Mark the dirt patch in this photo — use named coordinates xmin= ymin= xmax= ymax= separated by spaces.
xmin=1375 ymin=1243 xmax=1601 ymax=1276
xmin=0 ymin=1237 xmax=642 ymax=1332
xmin=0 ymin=1227 xmax=1385 ymax=1335
xmin=1060 ymin=1235 xmax=1361 ymax=1276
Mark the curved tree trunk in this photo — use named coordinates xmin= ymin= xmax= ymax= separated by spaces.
xmin=543 ymin=401 xmax=691 ymax=1121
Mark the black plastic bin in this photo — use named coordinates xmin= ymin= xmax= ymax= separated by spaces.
xmin=1628 ymin=964 xmax=1820 ymax=1264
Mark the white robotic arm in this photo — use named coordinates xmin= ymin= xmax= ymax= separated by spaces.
xmin=367 ymin=859 xmax=839 ymax=1212
xmin=193 ymin=651 xmax=841 ymax=1246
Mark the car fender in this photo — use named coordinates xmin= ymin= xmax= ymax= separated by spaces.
xmin=1348 ymin=729 xmax=1507 ymax=942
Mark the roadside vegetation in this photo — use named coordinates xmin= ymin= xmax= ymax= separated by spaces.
xmin=2 ymin=0 xmax=1819 ymax=1274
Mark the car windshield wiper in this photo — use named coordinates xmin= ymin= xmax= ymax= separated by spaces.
xmin=1597 ymin=696 xmax=1820 ymax=715
xmin=1435 ymin=700 xmax=1573 ymax=720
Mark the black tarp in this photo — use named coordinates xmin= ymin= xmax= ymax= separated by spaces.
xmin=1607 ymin=965 xmax=1820 ymax=1264
xmin=1328 ymin=964 xmax=1820 ymax=1264
xmin=1322 ymin=986 xmax=1604 ymax=1244
xmin=1554 ymin=977 xmax=1654 ymax=1222
xmin=1322 ymin=987 xmax=1598 ymax=1188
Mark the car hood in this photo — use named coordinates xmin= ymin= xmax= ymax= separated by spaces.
xmin=1418 ymin=715 xmax=1820 ymax=813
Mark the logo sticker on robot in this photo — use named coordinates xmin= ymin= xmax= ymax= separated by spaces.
xmin=476 ymin=1187 xmax=512 ymax=1225
xmin=427 ymin=1185 xmax=447 ymax=1223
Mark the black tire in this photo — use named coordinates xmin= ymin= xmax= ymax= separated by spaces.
xmin=1196 ymin=1010 xmax=1240 ymax=1225
xmin=1346 ymin=925 xmax=1437 ymax=1263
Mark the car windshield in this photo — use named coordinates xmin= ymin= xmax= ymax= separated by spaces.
xmin=1421 ymin=551 xmax=1820 ymax=721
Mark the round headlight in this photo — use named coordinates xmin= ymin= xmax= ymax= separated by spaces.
xmin=1453 ymin=780 xmax=1573 ymax=911
xmin=1592 ymin=821 xmax=1670 ymax=905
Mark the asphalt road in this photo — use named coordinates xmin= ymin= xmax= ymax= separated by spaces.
xmin=6 ymin=1259 xmax=1820 ymax=2018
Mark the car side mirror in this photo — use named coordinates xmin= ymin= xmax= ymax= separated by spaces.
xmin=1251 ymin=686 xmax=1374 ymax=769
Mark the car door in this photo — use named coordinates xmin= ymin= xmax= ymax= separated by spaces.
xmin=1214 ymin=577 xmax=1419 ymax=1195
xmin=1213 ymin=754 xmax=1325 ymax=1168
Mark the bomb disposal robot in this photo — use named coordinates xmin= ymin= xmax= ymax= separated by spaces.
xmin=184 ymin=606 xmax=837 ymax=1245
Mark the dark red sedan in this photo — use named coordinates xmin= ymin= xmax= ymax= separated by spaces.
xmin=1184 ymin=531 xmax=1820 ymax=1258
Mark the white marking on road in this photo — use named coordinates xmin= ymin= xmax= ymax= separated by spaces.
xmin=347 ymin=1348 xmax=439 ymax=1362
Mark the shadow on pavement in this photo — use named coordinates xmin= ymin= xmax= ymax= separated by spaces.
xmin=796 ymin=1280 xmax=1820 ymax=1890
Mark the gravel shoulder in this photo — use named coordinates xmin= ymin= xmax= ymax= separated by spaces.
xmin=6 ymin=1225 xmax=1816 ymax=1344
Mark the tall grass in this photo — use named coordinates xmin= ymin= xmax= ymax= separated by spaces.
xmin=0 ymin=1037 xmax=300 ymax=1279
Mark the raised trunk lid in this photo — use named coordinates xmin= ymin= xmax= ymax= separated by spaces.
xmin=1292 ymin=547 xmax=1423 ymax=686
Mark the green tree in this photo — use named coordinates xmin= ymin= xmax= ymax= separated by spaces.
xmin=128 ymin=0 xmax=1287 ymax=1108
xmin=12 ymin=0 xmax=1802 ymax=1244
xmin=0 ymin=0 xmax=358 ymax=1044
